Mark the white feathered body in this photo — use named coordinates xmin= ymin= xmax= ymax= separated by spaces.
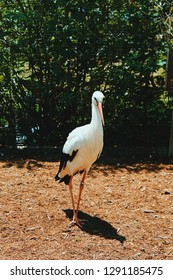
xmin=60 ymin=120 xmax=103 ymax=178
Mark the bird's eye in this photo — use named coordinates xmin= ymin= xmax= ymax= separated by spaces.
xmin=94 ymin=97 xmax=98 ymax=105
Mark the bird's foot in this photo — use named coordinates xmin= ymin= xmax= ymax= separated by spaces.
xmin=69 ymin=216 xmax=87 ymax=228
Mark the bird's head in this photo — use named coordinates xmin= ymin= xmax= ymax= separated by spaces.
xmin=92 ymin=91 xmax=105 ymax=126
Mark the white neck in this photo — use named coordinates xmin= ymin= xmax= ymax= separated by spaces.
xmin=91 ymin=103 xmax=102 ymax=126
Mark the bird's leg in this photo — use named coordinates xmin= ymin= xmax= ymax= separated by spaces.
xmin=68 ymin=176 xmax=76 ymax=224
xmin=73 ymin=170 xmax=87 ymax=227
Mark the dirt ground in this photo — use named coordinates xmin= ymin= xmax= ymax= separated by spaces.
xmin=0 ymin=148 xmax=172 ymax=260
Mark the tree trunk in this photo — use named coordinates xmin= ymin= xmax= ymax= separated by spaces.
xmin=168 ymin=109 xmax=173 ymax=157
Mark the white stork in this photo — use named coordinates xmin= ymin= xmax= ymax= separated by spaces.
xmin=55 ymin=91 xmax=105 ymax=226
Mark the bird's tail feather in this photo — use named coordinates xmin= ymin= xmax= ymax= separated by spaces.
xmin=55 ymin=173 xmax=71 ymax=185
xmin=54 ymin=173 xmax=60 ymax=181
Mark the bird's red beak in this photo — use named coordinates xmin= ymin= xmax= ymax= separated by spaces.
xmin=97 ymin=102 xmax=105 ymax=126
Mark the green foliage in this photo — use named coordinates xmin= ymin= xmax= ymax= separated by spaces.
xmin=0 ymin=0 xmax=170 ymax=147
xmin=152 ymin=0 xmax=173 ymax=49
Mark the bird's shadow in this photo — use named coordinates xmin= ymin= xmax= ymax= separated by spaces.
xmin=63 ymin=209 xmax=126 ymax=244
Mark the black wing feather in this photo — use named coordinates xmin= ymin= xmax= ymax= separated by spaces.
xmin=54 ymin=150 xmax=78 ymax=184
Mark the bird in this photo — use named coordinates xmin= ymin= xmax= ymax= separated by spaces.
xmin=55 ymin=91 xmax=105 ymax=226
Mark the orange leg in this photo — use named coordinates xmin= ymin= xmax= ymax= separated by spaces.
xmin=69 ymin=170 xmax=87 ymax=227
xmin=75 ymin=170 xmax=87 ymax=217
xmin=68 ymin=176 xmax=76 ymax=222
